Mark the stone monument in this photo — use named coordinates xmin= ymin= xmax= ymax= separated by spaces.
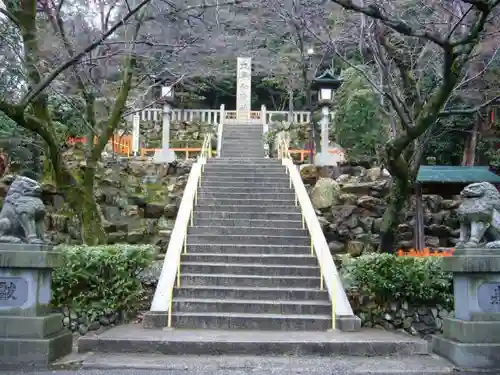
xmin=236 ymin=57 xmax=251 ymax=121
xmin=433 ymin=181 xmax=500 ymax=369
xmin=0 ymin=176 xmax=72 ymax=367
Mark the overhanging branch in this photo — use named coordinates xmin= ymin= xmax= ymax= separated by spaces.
xmin=330 ymin=0 xmax=448 ymax=48
xmin=439 ymin=95 xmax=500 ymax=117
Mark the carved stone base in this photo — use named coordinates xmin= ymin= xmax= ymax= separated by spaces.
xmin=153 ymin=148 xmax=176 ymax=164
xmin=433 ymin=334 xmax=500 ymax=369
xmin=433 ymin=248 xmax=500 ymax=369
xmin=0 ymin=244 xmax=72 ymax=367
xmin=0 ymin=329 xmax=72 ymax=367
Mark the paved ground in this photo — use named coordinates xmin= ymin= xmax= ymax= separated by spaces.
xmin=0 ymin=354 xmax=465 ymax=375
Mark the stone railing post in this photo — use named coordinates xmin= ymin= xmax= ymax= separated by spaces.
xmin=132 ymin=113 xmax=140 ymax=157
xmin=261 ymin=105 xmax=269 ymax=158
xmin=153 ymin=102 xmax=176 ymax=164
xmin=434 ymin=247 xmax=500 ymax=369
xmin=217 ymin=104 xmax=225 ymax=157
xmin=220 ymin=104 xmax=225 ymax=124
xmin=261 ymin=104 xmax=268 ymax=134
xmin=0 ymin=176 xmax=72 ymax=367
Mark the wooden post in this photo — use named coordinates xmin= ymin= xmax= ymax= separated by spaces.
xmin=414 ymin=183 xmax=425 ymax=251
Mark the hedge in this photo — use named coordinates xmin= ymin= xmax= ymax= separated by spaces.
xmin=52 ymin=244 xmax=155 ymax=321
xmin=341 ymin=253 xmax=454 ymax=309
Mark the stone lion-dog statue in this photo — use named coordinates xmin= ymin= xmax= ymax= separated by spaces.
xmin=0 ymin=176 xmax=46 ymax=244
xmin=457 ymin=181 xmax=500 ymax=249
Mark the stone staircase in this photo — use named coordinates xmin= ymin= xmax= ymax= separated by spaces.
xmin=171 ymin=122 xmax=332 ymax=330
xmin=78 ymin=121 xmax=436 ymax=367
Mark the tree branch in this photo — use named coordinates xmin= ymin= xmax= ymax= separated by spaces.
xmin=19 ymin=0 xmax=153 ymax=108
xmin=439 ymin=95 xmax=500 ymax=117
xmin=330 ymin=0 xmax=449 ymax=47
xmin=0 ymin=8 xmax=20 ymax=27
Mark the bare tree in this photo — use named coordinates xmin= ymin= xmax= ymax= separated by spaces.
xmin=0 ymin=0 xmax=238 ymax=244
xmin=320 ymin=0 xmax=500 ymax=251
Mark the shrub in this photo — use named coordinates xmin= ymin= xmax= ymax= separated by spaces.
xmin=342 ymin=253 xmax=453 ymax=309
xmin=52 ymin=244 xmax=155 ymax=320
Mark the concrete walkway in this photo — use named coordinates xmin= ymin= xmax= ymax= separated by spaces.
xmin=1 ymin=354 xmax=462 ymax=375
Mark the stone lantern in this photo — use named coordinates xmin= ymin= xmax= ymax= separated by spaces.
xmin=311 ymin=69 xmax=343 ymax=166
xmin=153 ymin=85 xmax=177 ymax=164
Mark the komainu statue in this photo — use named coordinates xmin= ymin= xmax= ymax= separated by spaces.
xmin=457 ymin=181 xmax=500 ymax=249
xmin=0 ymin=176 xmax=46 ymax=244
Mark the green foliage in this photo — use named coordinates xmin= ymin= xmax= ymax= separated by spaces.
xmin=270 ymin=113 xmax=286 ymax=122
xmin=52 ymin=244 xmax=155 ymax=320
xmin=342 ymin=254 xmax=453 ymax=309
xmin=334 ymin=67 xmax=388 ymax=165
xmin=48 ymin=95 xmax=89 ymax=139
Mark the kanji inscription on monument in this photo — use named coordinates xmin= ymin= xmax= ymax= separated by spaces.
xmin=0 ymin=277 xmax=28 ymax=308
xmin=477 ymin=282 xmax=500 ymax=313
xmin=236 ymin=57 xmax=251 ymax=121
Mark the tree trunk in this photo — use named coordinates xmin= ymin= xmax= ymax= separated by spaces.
xmin=462 ymin=117 xmax=479 ymax=166
xmin=79 ymin=167 xmax=106 ymax=245
xmin=378 ymin=174 xmax=411 ymax=253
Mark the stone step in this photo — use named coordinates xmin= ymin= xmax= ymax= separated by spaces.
xmin=201 ymin=176 xmax=290 ymax=183
xmin=194 ymin=218 xmax=302 ymax=228
xmin=203 ymin=171 xmax=287 ymax=178
xmin=223 ymin=141 xmax=263 ymax=145
xmin=188 ymin=226 xmax=306 ymax=237
xmin=200 ymin=183 xmax=291 ymax=191
xmin=194 ymin=211 xmax=302 ymax=221
xmin=180 ymin=262 xmax=320 ymax=277
xmin=180 ymin=273 xmax=320 ymax=288
xmin=222 ymin=141 xmax=263 ymax=144
xmin=206 ymin=159 xmax=280 ymax=164
xmin=198 ymin=191 xmax=295 ymax=200
xmin=170 ymin=312 xmax=331 ymax=330
xmin=181 ymin=253 xmax=316 ymax=265
xmin=202 ymin=166 xmax=286 ymax=172
xmin=174 ymin=285 xmax=327 ymax=300
xmin=200 ymin=186 xmax=294 ymax=194
xmin=187 ymin=234 xmax=309 ymax=246
xmin=222 ymin=144 xmax=263 ymax=148
xmin=196 ymin=198 xmax=295 ymax=207
xmin=173 ymin=298 xmax=331 ymax=315
xmin=221 ymin=153 xmax=265 ymax=157
xmin=207 ymin=158 xmax=280 ymax=163
xmin=200 ymin=180 xmax=290 ymax=188
xmin=75 ymin=352 xmax=455 ymax=373
xmin=186 ymin=243 xmax=310 ymax=255
xmin=194 ymin=205 xmax=300 ymax=214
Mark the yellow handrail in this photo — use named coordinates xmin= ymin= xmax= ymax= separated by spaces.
xmin=278 ymin=137 xmax=338 ymax=330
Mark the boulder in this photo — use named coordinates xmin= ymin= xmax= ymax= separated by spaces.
xmin=345 ymin=240 xmax=364 ymax=257
xmin=310 ymin=178 xmax=340 ymax=209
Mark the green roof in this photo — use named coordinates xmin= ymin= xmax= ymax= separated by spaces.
xmin=416 ymin=166 xmax=500 ymax=183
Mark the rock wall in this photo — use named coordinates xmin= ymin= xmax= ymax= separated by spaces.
xmin=348 ymin=292 xmax=449 ymax=338
xmin=302 ymin=164 xmax=461 ymax=255
xmin=0 ymin=155 xmax=193 ymax=247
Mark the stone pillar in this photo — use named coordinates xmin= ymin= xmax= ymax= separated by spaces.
xmin=132 ymin=113 xmax=140 ymax=157
xmin=153 ymin=103 xmax=176 ymax=164
xmin=217 ymin=104 xmax=225 ymax=158
xmin=0 ymin=176 xmax=72 ymax=367
xmin=236 ymin=57 xmax=251 ymax=122
xmin=261 ymin=105 xmax=268 ymax=134
xmin=261 ymin=105 xmax=269 ymax=158
xmin=315 ymin=106 xmax=337 ymax=166
xmin=433 ymin=248 xmax=500 ymax=369
xmin=220 ymin=103 xmax=225 ymax=124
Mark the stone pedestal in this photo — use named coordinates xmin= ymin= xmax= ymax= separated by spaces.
xmin=433 ymin=248 xmax=500 ymax=369
xmin=0 ymin=244 xmax=72 ymax=367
